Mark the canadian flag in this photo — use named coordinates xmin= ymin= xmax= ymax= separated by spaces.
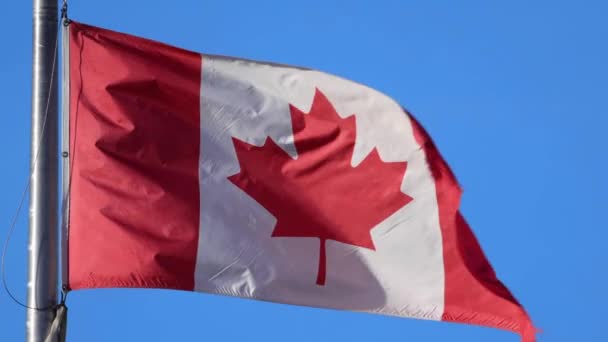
xmin=66 ymin=22 xmax=535 ymax=340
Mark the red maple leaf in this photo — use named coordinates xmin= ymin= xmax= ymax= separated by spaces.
xmin=228 ymin=89 xmax=412 ymax=285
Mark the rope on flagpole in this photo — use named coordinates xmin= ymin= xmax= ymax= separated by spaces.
xmin=61 ymin=0 xmax=71 ymax=27
xmin=0 ymin=0 xmax=66 ymax=313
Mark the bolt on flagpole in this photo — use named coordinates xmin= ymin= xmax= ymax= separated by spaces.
xmin=27 ymin=0 xmax=59 ymax=340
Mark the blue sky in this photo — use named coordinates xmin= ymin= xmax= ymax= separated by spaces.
xmin=1 ymin=1 xmax=607 ymax=341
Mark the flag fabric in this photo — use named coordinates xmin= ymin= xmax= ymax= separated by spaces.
xmin=65 ymin=21 xmax=535 ymax=341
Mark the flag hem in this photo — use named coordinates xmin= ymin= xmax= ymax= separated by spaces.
xmin=60 ymin=19 xmax=71 ymax=292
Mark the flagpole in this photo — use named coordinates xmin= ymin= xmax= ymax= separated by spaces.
xmin=27 ymin=0 xmax=59 ymax=340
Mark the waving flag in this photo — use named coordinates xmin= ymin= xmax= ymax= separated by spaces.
xmin=65 ymin=22 xmax=535 ymax=341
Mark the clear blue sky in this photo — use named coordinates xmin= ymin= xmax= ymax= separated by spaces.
xmin=1 ymin=1 xmax=606 ymax=341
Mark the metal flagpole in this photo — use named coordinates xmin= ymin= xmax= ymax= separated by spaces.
xmin=27 ymin=0 xmax=59 ymax=340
